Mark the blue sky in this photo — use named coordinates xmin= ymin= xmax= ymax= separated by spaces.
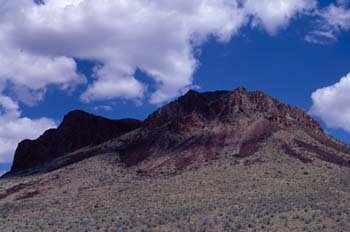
xmin=0 ymin=0 xmax=349 ymax=174
xmin=23 ymin=25 xmax=350 ymax=125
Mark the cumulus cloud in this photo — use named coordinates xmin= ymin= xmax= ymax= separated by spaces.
xmin=0 ymin=0 xmax=86 ymax=104
xmin=0 ymin=0 xmax=341 ymax=164
xmin=0 ymin=95 xmax=56 ymax=163
xmin=310 ymin=74 xmax=350 ymax=132
xmin=0 ymin=0 xmax=321 ymax=105
xmin=3 ymin=0 xmax=246 ymax=104
xmin=244 ymin=0 xmax=317 ymax=34
xmin=0 ymin=0 xmax=344 ymax=165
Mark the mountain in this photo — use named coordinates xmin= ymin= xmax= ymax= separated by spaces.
xmin=106 ymin=87 xmax=349 ymax=174
xmin=9 ymin=110 xmax=142 ymax=174
xmin=0 ymin=87 xmax=349 ymax=231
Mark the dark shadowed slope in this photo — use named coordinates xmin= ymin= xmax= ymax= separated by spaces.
xmin=10 ymin=110 xmax=142 ymax=173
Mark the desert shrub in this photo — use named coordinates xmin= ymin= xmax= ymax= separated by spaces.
xmin=136 ymin=169 xmax=146 ymax=176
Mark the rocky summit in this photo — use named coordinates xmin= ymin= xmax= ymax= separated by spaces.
xmin=103 ymin=87 xmax=349 ymax=174
xmin=9 ymin=110 xmax=142 ymax=174
xmin=0 ymin=87 xmax=349 ymax=231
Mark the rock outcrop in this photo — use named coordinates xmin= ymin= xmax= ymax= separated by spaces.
xmin=10 ymin=110 xmax=142 ymax=173
xmin=2 ymin=88 xmax=350 ymax=232
xmin=8 ymin=87 xmax=350 ymax=176
xmin=109 ymin=87 xmax=349 ymax=174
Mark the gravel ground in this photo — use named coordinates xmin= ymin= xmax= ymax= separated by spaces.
xmin=0 ymin=138 xmax=349 ymax=232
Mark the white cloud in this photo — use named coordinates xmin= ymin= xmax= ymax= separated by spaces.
xmin=0 ymin=0 xmax=344 ymax=165
xmin=304 ymin=30 xmax=338 ymax=44
xmin=0 ymin=95 xmax=56 ymax=163
xmin=81 ymin=73 xmax=146 ymax=102
xmin=0 ymin=0 xmax=86 ymax=104
xmin=2 ymin=0 xmax=246 ymax=104
xmin=321 ymin=4 xmax=350 ymax=31
xmin=244 ymin=0 xmax=317 ymax=34
xmin=310 ymin=74 xmax=350 ymax=132
xmin=0 ymin=0 xmax=321 ymax=105
xmin=306 ymin=2 xmax=350 ymax=44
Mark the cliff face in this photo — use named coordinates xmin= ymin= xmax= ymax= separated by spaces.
xmin=10 ymin=110 xmax=142 ymax=172
xmin=109 ymin=87 xmax=349 ymax=174
xmin=8 ymin=87 xmax=350 ymax=176
xmin=144 ymin=88 xmax=323 ymax=131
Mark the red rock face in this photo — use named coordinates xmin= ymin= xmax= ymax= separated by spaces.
xmin=282 ymin=143 xmax=313 ymax=163
xmin=293 ymin=139 xmax=350 ymax=166
xmin=112 ymin=87 xmax=349 ymax=174
xmin=7 ymin=87 xmax=350 ymax=177
xmin=10 ymin=110 xmax=142 ymax=173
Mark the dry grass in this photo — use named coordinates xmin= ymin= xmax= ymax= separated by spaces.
xmin=0 ymin=136 xmax=349 ymax=232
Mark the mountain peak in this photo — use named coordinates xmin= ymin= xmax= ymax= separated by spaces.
xmin=9 ymin=110 xmax=142 ymax=174
xmin=6 ymin=88 xmax=349 ymax=177
xmin=234 ymin=86 xmax=247 ymax=92
xmin=61 ymin=109 xmax=110 ymax=122
xmin=145 ymin=87 xmax=322 ymax=132
xmin=1 ymin=89 xmax=350 ymax=232
xmin=184 ymin=89 xmax=200 ymax=95
xmin=114 ymin=88 xmax=348 ymax=174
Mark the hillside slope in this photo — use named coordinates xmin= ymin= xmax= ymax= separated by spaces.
xmin=0 ymin=87 xmax=349 ymax=231
xmin=104 ymin=87 xmax=349 ymax=175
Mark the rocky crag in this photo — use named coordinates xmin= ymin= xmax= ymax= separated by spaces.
xmin=8 ymin=87 xmax=350 ymax=176
xmin=10 ymin=110 xmax=142 ymax=173
xmin=1 ymin=87 xmax=349 ymax=231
